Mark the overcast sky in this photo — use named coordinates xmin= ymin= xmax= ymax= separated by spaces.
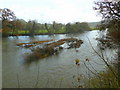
xmin=1 ymin=0 xmax=102 ymax=24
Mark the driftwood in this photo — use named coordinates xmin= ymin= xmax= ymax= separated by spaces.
xmin=16 ymin=39 xmax=53 ymax=47
xmin=22 ymin=38 xmax=83 ymax=62
xmin=17 ymin=38 xmax=81 ymax=48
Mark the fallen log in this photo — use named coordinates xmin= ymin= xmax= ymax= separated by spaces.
xmin=16 ymin=39 xmax=53 ymax=47
xmin=23 ymin=38 xmax=83 ymax=62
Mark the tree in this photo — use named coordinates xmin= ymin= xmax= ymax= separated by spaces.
xmin=94 ymin=1 xmax=120 ymax=87
xmin=18 ymin=19 xmax=27 ymax=30
xmin=94 ymin=1 xmax=120 ymax=31
xmin=52 ymin=21 xmax=63 ymax=33
xmin=52 ymin=21 xmax=56 ymax=33
xmin=72 ymin=22 xmax=81 ymax=32
xmin=30 ymin=20 xmax=36 ymax=36
xmin=11 ymin=19 xmax=25 ymax=35
xmin=80 ymin=22 xmax=90 ymax=31
xmin=0 ymin=8 xmax=16 ymax=21
xmin=0 ymin=8 xmax=16 ymax=37
xmin=44 ymin=23 xmax=54 ymax=34
xmin=26 ymin=20 xmax=38 ymax=36
xmin=65 ymin=22 xmax=90 ymax=33
xmin=45 ymin=23 xmax=50 ymax=33
xmin=66 ymin=23 xmax=72 ymax=33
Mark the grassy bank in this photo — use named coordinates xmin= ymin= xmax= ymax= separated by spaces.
xmin=3 ymin=27 xmax=94 ymax=36
xmin=8 ymin=29 xmax=67 ymax=36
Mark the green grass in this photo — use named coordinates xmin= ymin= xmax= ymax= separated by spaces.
xmin=9 ymin=30 xmax=48 ymax=35
xmin=54 ymin=27 xmax=66 ymax=33
xmin=90 ymin=27 xmax=98 ymax=30
xmin=9 ymin=30 xmax=29 ymax=34
xmin=9 ymin=29 xmax=66 ymax=35
xmin=18 ymin=30 xmax=29 ymax=34
xmin=35 ymin=30 xmax=48 ymax=34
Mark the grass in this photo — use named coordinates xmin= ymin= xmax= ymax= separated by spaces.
xmin=35 ymin=30 xmax=48 ymax=34
xmin=90 ymin=27 xmax=98 ymax=30
xmin=8 ymin=29 xmax=66 ymax=36
xmin=17 ymin=30 xmax=29 ymax=34
xmin=9 ymin=30 xmax=29 ymax=35
xmin=54 ymin=27 xmax=66 ymax=33
xmin=4 ymin=26 xmax=92 ymax=36
xmin=85 ymin=65 xmax=119 ymax=88
xmin=85 ymin=36 xmax=119 ymax=88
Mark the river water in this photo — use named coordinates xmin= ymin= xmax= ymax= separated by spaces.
xmin=2 ymin=30 xmax=117 ymax=88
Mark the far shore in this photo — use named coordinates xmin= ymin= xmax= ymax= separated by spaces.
xmin=8 ymin=32 xmax=88 ymax=36
xmin=8 ymin=33 xmax=67 ymax=36
xmin=2 ymin=30 xmax=93 ymax=37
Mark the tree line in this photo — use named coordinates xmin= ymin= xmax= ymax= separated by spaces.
xmin=0 ymin=8 xmax=90 ymax=37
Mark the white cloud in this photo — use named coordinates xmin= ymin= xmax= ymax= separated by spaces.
xmin=0 ymin=0 xmax=101 ymax=23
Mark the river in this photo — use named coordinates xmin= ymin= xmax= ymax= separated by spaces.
xmin=2 ymin=30 xmax=116 ymax=88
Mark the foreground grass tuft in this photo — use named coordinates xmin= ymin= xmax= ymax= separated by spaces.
xmin=85 ymin=66 xmax=119 ymax=88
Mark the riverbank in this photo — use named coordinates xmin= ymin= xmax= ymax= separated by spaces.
xmin=8 ymin=33 xmax=68 ymax=36
xmin=2 ymin=29 xmax=92 ymax=37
